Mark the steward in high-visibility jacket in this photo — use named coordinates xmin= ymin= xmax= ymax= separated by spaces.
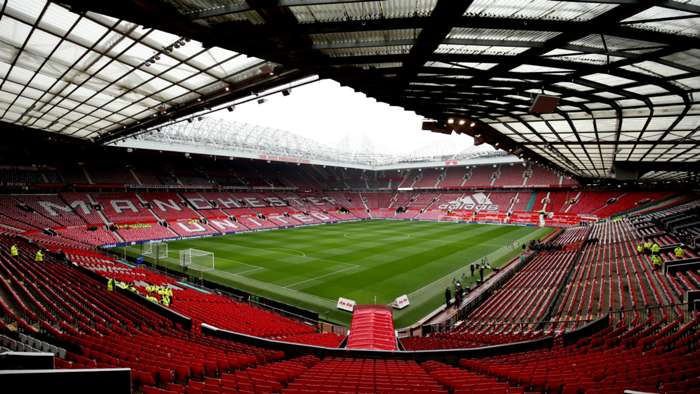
xmin=10 ymin=244 xmax=18 ymax=257
xmin=636 ymin=244 xmax=643 ymax=253
xmin=674 ymin=246 xmax=684 ymax=258
xmin=34 ymin=250 xmax=44 ymax=262
xmin=651 ymin=243 xmax=661 ymax=254
xmin=161 ymin=294 xmax=170 ymax=307
xmin=107 ymin=278 xmax=114 ymax=292
xmin=651 ymin=255 xmax=662 ymax=270
xmin=644 ymin=241 xmax=653 ymax=251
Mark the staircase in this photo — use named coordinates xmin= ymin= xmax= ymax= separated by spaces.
xmin=345 ymin=305 xmax=397 ymax=351
xmin=81 ymin=165 xmax=94 ymax=184
xmin=134 ymin=193 xmax=163 ymax=222
xmin=460 ymin=168 xmax=472 ymax=187
xmin=564 ymin=192 xmax=582 ymax=213
xmin=129 ymin=168 xmax=143 ymax=185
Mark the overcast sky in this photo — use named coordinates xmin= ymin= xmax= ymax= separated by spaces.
xmin=213 ymin=79 xmax=492 ymax=156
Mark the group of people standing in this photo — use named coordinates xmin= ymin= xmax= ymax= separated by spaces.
xmin=636 ymin=240 xmax=684 ymax=270
xmin=146 ymin=284 xmax=173 ymax=306
xmin=444 ymin=257 xmax=492 ymax=309
xmin=107 ymin=278 xmax=174 ymax=306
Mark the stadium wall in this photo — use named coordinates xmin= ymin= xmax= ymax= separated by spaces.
xmin=201 ymin=323 xmax=554 ymax=365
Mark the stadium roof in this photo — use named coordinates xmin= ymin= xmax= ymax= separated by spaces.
xmin=0 ymin=0 xmax=305 ymax=139
xmin=2 ymin=0 xmax=700 ymax=179
xmin=112 ymin=116 xmax=506 ymax=169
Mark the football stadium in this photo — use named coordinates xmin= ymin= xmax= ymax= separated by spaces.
xmin=0 ymin=0 xmax=699 ymax=393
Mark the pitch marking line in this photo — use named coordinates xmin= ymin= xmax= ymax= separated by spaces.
xmin=214 ymin=256 xmax=266 ymax=276
xmin=284 ymin=265 xmax=362 ymax=290
xmin=268 ymin=247 xmax=307 ymax=257
xmin=235 ymin=266 xmax=265 ymax=276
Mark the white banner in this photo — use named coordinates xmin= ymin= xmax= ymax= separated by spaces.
xmin=336 ymin=297 xmax=356 ymax=312
xmin=392 ymin=295 xmax=410 ymax=309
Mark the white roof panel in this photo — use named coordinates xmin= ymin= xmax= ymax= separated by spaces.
xmin=0 ymin=0 xmax=279 ymax=139
xmin=291 ymin=0 xmax=437 ymax=23
xmin=465 ymin=0 xmax=618 ymax=21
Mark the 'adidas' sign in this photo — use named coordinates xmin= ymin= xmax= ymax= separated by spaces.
xmin=438 ymin=193 xmax=499 ymax=211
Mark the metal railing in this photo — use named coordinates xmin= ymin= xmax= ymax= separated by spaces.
xmin=609 ymin=303 xmax=691 ymax=326
xmin=423 ymin=317 xmax=598 ymax=336
xmin=422 ymin=303 xmax=691 ymax=337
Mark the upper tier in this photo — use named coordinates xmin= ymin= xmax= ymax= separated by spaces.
xmin=0 ymin=133 xmax=573 ymax=191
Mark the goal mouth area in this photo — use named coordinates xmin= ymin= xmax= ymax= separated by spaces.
xmin=179 ymin=248 xmax=215 ymax=272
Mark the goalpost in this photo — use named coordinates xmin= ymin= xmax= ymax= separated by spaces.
xmin=179 ymin=248 xmax=215 ymax=272
xmin=142 ymin=242 xmax=168 ymax=259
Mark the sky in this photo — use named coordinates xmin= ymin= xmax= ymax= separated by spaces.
xmin=212 ymin=78 xmax=493 ymax=156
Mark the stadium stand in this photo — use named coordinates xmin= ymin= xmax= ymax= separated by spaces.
xmin=286 ymin=358 xmax=446 ymax=394
xmin=492 ymin=164 xmax=525 ymax=187
xmin=59 ymin=193 xmax=105 ymax=225
xmin=0 ymin=153 xmax=697 ymax=394
xmin=465 ymin=166 xmax=495 ymax=188
xmin=413 ymin=168 xmax=442 ymax=189
xmin=140 ymin=193 xmax=202 ymax=221
xmin=1 ymin=1 xmax=699 ymax=390
xmin=116 ymin=223 xmax=179 ymax=243
xmin=459 ymin=318 xmax=700 ymax=394
xmin=65 ymin=248 xmax=343 ymax=345
xmin=524 ymin=164 xmax=562 ymax=187
xmin=461 ymin=249 xmax=580 ymax=334
xmin=0 ymin=236 xmax=286 ymax=385
xmin=437 ymin=167 xmax=468 ymax=188
xmin=0 ymin=188 xmax=681 ymax=253
xmin=93 ymin=193 xmax=156 ymax=224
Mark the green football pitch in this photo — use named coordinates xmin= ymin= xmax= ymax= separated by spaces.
xmin=122 ymin=220 xmax=552 ymax=327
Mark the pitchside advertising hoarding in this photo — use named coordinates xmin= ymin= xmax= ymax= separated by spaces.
xmin=336 ymin=297 xmax=356 ymax=312
xmin=392 ymin=295 xmax=410 ymax=309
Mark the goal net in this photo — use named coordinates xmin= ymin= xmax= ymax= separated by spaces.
xmin=142 ymin=242 xmax=168 ymax=259
xmin=179 ymin=249 xmax=215 ymax=272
